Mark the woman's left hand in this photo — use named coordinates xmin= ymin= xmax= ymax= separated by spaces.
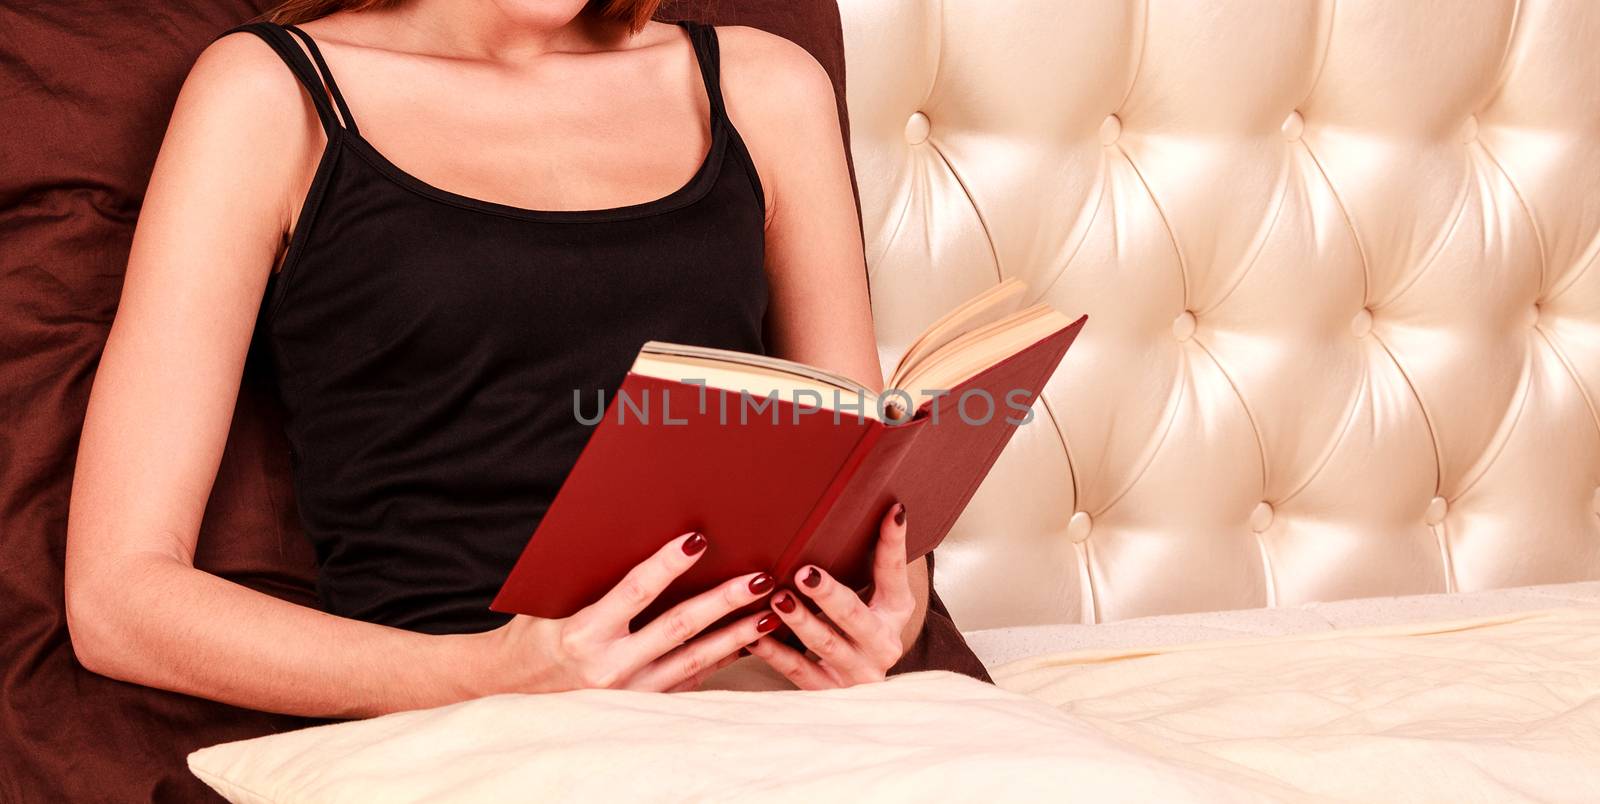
xmin=746 ymin=502 xmax=916 ymax=688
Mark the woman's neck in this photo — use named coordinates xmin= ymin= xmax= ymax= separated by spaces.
xmin=352 ymin=0 xmax=626 ymax=63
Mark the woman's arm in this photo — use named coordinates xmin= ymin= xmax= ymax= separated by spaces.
xmin=65 ymin=34 xmax=775 ymax=717
xmin=65 ymin=34 xmax=485 ymax=719
xmin=718 ymin=27 xmax=932 ymax=660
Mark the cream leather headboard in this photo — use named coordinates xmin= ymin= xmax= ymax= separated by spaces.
xmin=841 ymin=0 xmax=1600 ymax=628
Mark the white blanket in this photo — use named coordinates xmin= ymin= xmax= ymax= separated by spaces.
xmin=994 ymin=607 xmax=1600 ymax=802
xmin=190 ymin=607 xmax=1600 ymax=803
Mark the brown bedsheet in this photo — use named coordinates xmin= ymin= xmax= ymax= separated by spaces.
xmin=0 ymin=2 xmax=975 ymax=800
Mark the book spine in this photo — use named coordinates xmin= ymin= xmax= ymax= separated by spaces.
xmin=826 ymin=425 xmax=926 ymax=579
xmin=768 ymin=422 xmax=887 ymax=585
xmin=772 ymin=420 xmax=927 ymax=592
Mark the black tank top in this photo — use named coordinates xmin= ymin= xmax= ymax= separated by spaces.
xmin=228 ymin=21 xmax=768 ymax=634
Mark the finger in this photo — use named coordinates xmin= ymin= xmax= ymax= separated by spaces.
xmin=768 ymin=584 xmax=865 ymax=669
xmin=746 ymin=636 xmax=836 ymax=690
xmin=626 ymin=609 xmax=779 ymax=691
xmin=791 ymin=565 xmax=883 ymax=651
xmin=618 ymin=568 xmax=776 ymax=668
xmin=574 ymin=531 xmax=710 ymax=635
xmin=869 ymin=503 xmax=915 ymax=614
xmin=633 ymin=610 xmax=776 ymax=692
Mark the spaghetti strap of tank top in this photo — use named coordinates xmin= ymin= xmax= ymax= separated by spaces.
xmin=217 ymin=21 xmax=357 ymax=138
xmin=679 ymin=20 xmax=729 ymax=125
xmin=221 ymin=20 xmax=728 ymax=140
xmin=283 ymin=24 xmax=360 ymax=135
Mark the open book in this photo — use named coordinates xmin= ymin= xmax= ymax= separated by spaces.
xmin=493 ymin=279 xmax=1087 ymax=627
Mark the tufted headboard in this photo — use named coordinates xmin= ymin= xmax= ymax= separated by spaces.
xmin=842 ymin=0 xmax=1600 ymax=629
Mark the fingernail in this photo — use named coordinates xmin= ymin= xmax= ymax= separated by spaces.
xmin=748 ymin=573 xmax=775 ymax=595
xmin=893 ymin=503 xmax=907 ymax=526
xmin=681 ymin=532 xmax=708 ymax=555
xmin=756 ymin=613 xmax=779 ymax=632
xmin=801 ymin=567 xmax=822 ymax=588
xmin=772 ymin=590 xmax=796 ymax=613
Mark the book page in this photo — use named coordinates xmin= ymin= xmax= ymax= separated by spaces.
xmin=633 ymin=279 xmax=1076 ymax=426
xmin=632 ymin=347 xmax=882 ymax=422
xmin=895 ymin=305 xmax=1076 ymax=406
xmin=888 ymin=278 xmax=1029 ymax=389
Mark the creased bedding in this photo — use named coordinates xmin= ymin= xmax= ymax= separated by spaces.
xmin=997 ymin=607 xmax=1600 ymax=803
xmin=189 ymin=607 xmax=1600 ymax=803
xmin=189 ymin=672 xmax=1295 ymax=804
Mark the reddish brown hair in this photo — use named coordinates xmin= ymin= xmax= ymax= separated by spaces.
xmin=263 ymin=0 xmax=663 ymax=33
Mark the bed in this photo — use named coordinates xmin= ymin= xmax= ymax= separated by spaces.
xmin=4 ymin=0 xmax=1597 ymax=801
xmin=185 ymin=585 xmax=1600 ymax=802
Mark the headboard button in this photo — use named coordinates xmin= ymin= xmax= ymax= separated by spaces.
xmin=905 ymin=112 xmax=931 ymax=145
xmin=1425 ymin=496 xmax=1448 ymax=526
xmin=1281 ymin=110 xmax=1304 ymax=141
xmin=1250 ymin=502 xmax=1274 ymax=532
xmin=1172 ymin=310 xmax=1197 ymax=342
xmin=1099 ymin=114 xmax=1122 ymax=146
xmin=1067 ymin=511 xmax=1093 ymax=543
xmin=1351 ymin=308 xmax=1373 ymax=337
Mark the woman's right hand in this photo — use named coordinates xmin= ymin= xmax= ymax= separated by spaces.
xmin=483 ymin=532 xmax=779 ymax=694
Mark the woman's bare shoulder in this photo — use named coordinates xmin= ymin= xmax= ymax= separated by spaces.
xmin=127 ymin=28 xmax=331 ymax=279
xmin=165 ymin=28 xmax=328 ymax=169
xmin=155 ymin=30 xmax=326 ymax=214
xmin=713 ymin=25 xmax=838 ymax=123
xmin=712 ymin=25 xmax=845 ymax=217
xmin=186 ymin=29 xmax=317 ymax=119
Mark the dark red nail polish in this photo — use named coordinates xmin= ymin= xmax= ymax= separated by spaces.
xmin=757 ymin=613 xmax=779 ymax=632
xmin=748 ymin=573 xmax=774 ymax=595
xmin=681 ymin=532 xmax=707 ymax=555
xmin=801 ymin=567 xmax=822 ymax=588
xmin=893 ymin=503 xmax=907 ymax=526
xmin=772 ymin=591 xmax=796 ymax=613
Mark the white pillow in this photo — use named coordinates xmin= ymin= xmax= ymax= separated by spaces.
xmin=189 ymin=669 xmax=1276 ymax=803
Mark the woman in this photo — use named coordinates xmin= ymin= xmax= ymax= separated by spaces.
xmin=65 ymin=0 xmax=989 ymax=719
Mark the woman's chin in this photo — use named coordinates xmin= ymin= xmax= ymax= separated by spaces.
xmin=487 ymin=0 xmax=593 ymax=29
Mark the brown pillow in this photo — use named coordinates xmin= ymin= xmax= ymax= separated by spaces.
xmin=0 ymin=1 xmax=850 ymax=800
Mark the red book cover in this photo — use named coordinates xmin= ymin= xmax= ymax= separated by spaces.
xmin=491 ymin=316 xmax=1086 ymax=628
